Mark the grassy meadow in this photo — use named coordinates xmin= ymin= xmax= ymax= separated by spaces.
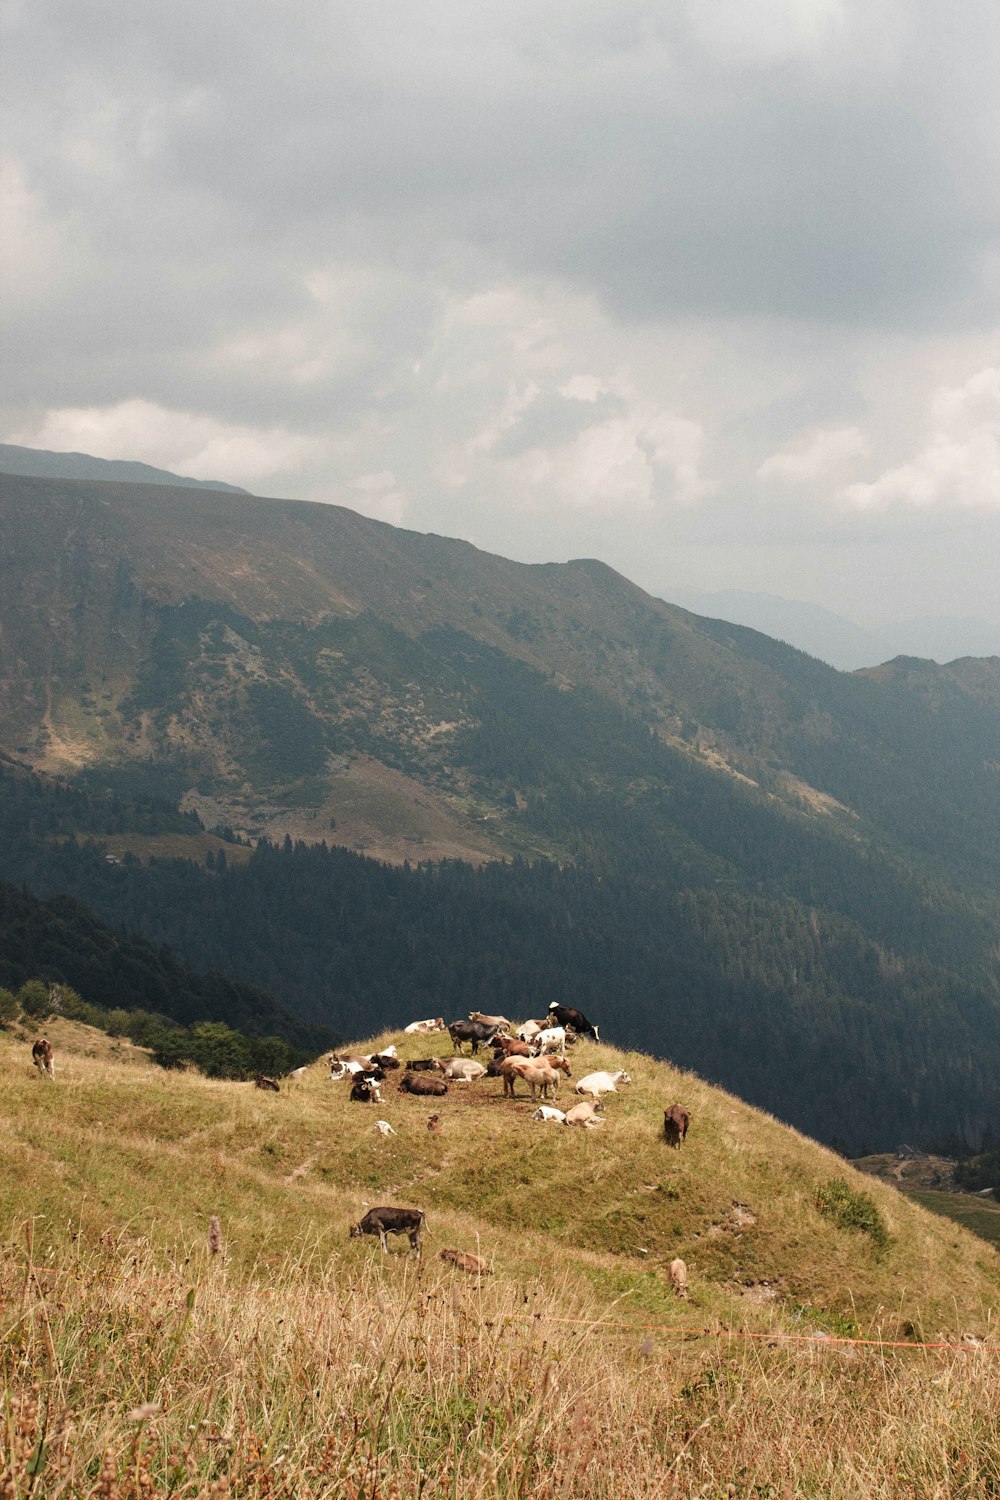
xmin=1 ymin=1019 xmax=998 ymax=1497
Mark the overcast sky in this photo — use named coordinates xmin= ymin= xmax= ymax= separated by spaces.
xmin=4 ymin=0 xmax=1000 ymax=624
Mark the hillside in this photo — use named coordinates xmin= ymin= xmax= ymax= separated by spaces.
xmin=0 ymin=441 xmax=249 ymax=492
xmin=1 ymin=1018 xmax=997 ymax=1496
xmin=2 ymin=471 xmax=1000 ymax=1149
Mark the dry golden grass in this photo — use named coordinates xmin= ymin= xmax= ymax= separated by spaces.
xmin=2 ymin=1023 xmax=998 ymax=1496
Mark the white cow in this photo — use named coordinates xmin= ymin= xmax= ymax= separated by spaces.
xmin=517 ymin=1020 xmax=545 ymax=1043
xmin=437 ymin=1058 xmax=487 ymax=1082
xmin=531 ymin=1105 xmax=567 ymax=1124
xmin=533 ymin=1026 xmax=568 ymax=1057
xmin=404 ymin=1017 xmax=447 ymax=1034
xmin=575 ymin=1070 xmax=632 ymax=1097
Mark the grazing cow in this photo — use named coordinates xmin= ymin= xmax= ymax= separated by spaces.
xmin=31 ymin=1039 xmax=55 ymax=1079
xmin=669 ymin=1258 xmax=688 ymax=1297
xmin=399 ymin=1072 xmax=448 ymax=1097
xmin=493 ymin=1036 xmax=536 ymax=1058
xmin=440 ymin=1248 xmax=490 ymax=1276
xmin=373 ymin=1119 xmax=396 ymax=1137
xmin=575 ymin=1070 xmax=631 ymax=1097
xmin=350 ymin=1077 xmax=382 ymax=1104
xmin=563 ymin=1099 xmax=605 ymax=1127
xmin=447 ymin=1020 xmax=499 ymax=1055
xmin=404 ymin=1017 xmax=447 ymax=1034
xmin=663 ymin=1104 xmax=690 ymax=1147
xmin=254 ymin=1074 xmax=280 ymax=1092
xmin=533 ymin=1026 xmax=569 ymax=1057
xmin=468 ymin=1012 xmax=511 ymax=1032
xmin=350 ymin=1206 xmax=424 ymax=1255
xmin=547 ymin=1003 xmax=600 ymax=1041
xmin=531 ymin=1105 xmax=567 ymax=1124
xmin=437 ymin=1058 xmax=487 ymax=1082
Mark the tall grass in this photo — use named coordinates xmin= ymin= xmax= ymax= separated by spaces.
xmin=2 ymin=1225 xmax=998 ymax=1498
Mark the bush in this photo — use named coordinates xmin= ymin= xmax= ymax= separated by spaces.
xmin=18 ymin=980 xmax=52 ymax=1018
xmin=815 ymin=1177 xmax=890 ymax=1251
xmin=0 ymin=987 xmax=19 ymax=1024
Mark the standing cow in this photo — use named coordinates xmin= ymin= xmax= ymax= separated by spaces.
xmin=31 ymin=1039 xmax=55 ymax=1079
xmin=663 ymin=1105 xmax=690 ymax=1147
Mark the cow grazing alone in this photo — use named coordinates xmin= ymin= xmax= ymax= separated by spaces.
xmin=440 ymin=1248 xmax=489 ymax=1276
xmin=669 ymin=1258 xmax=688 ymax=1297
xmin=575 ymin=1070 xmax=631 ymax=1097
xmin=254 ymin=1074 xmax=280 ymax=1092
xmin=547 ymin=1003 xmax=600 ymax=1041
xmin=404 ymin=1017 xmax=446 ymax=1034
xmin=447 ymin=1019 xmax=499 ymax=1055
xmin=663 ymin=1104 xmax=690 ymax=1147
xmin=399 ymin=1072 xmax=448 ymax=1097
xmin=350 ymin=1206 xmax=424 ymax=1255
xmin=31 ymin=1039 xmax=55 ymax=1079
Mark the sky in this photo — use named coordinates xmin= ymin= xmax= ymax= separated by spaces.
xmin=3 ymin=0 xmax=1000 ymax=626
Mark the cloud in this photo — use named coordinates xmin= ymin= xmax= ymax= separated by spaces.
xmin=758 ymin=425 xmax=870 ymax=484
xmin=843 ymin=368 xmax=1000 ymax=509
xmin=12 ymin=400 xmax=325 ymax=486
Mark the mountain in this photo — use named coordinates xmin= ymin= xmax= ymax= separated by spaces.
xmin=1 ymin=1017 xmax=997 ymax=1494
xmin=0 ymin=441 xmax=249 ymax=493
xmin=1 ymin=470 xmax=999 ymax=1148
xmin=670 ymin=588 xmax=1000 ymax=670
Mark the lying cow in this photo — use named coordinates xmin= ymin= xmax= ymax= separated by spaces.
xmin=663 ymin=1104 xmax=690 ymax=1147
xmin=547 ymin=1003 xmax=600 ymax=1041
xmin=517 ymin=1020 xmax=546 ymax=1043
xmin=350 ymin=1206 xmax=424 ymax=1255
xmin=398 ymin=1072 xmax=448 ymax=1097
xmin=404 ymin=1017 xmax=446 ymax=1034
xmin=575 ymin=1070 xmax=631 ymax=1097
xmin=435 ymin=1058 xmax=487 ymax=1082
xmin=31 ymin=1038 xmax=55 ymax=1079
xmin=254 ymin=1074 xmax=280 ymax=1092
xmin=531 ymin=1105 xmax=567 ymax=1124
xmin=440 ymin=1248 xmax=490 ymax=1276
xmin=350 ymin=1077 xmax=382 ymax=1103
xmin=563 ymin=1099 xmax=605 ymax=1127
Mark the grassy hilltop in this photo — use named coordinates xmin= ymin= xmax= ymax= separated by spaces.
xmin=1 ymin=1020 xmax=998 ymax=1497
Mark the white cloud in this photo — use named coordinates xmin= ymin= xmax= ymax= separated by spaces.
xmin=758 ymin=425 xmax=870 ymax=484
xmin=12 ymin=400 xmax=325 ymax=487
xmin=843 ymin=368 xmax=1000 ymax=509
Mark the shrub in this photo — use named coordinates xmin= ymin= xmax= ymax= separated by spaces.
xmin=814 ymin=1177 xmax=889 ymax=1251
xmin=0 ymin=987 xmax=19 ymax=1024
xmin=18 ymin=979 xmax=52 ymax=1018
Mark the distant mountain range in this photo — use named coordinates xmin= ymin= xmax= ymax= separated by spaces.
xmin=0 ymin=442 xmax=248 ymax=494
xmin=669 ymin=588 xmax=1000 ymax=671
xmin=1 ymin=467 xmax=998 ymax=1148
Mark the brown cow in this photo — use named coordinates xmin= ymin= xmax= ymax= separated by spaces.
xmin=254 ymin=1074 xmax=280 ymax=1092
xmin=440 ymin=1248 xmax=490 ymax=1276
xmin=31 ymin=1038 xmax=55 ymax=1079
xmin=399 ymin=1072 xmax=448 ymax=1097
xmin=663 ymin=1105 xmax=690 ymax=1147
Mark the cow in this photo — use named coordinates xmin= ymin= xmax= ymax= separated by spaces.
xmin=447 ymin=1020 xmax=499 ymax=1055
xmin=404 ymin=1057 xmax=443 ymax=1072
xmin=350 ymin=1206 xmax=424 ymax=1255
xmin=254 ymin=1074 xmax=280 ymax=1092
xmin=440 ymin=1248 xmax=490 ymax=1276
xmin=286 ymin=1066 xmax=307 ymax=1084
xmin=398 ymin=1072 xmax=448 ymax=1097
xmin=663 ymin=1104 xmax=690 ymax=1147
xmin=436 ymin=1058 xmax=487 ymax=1082
xmin=563 ymin=1098 xmax=605 ymax=1127
xmin=427 ymin=1114 xmax=442 ymax=1133
xmin=350 ymin=1077 xmax=382 ymax=1104
xmin=404 ymin=1018 xmax=447 ymax=1034
xmin=669 ymin=1258 xmax=688 ymax=1297
xmin=31 ymin=1039 xmax=55 ymax=1079
xmin=517 ymin=1020 xmax=546 ymax=1043
xmin=575 ymin=1070 xmax=631 ymax=1097
xmin=547 ymin=1003 xmax=600 ymax=1041
xmin=533 ymin=1026 xmax=569 ymax=1057
xmin=373 ymin=1119 xmax=396 ymax=1137
xmin=492 ymin=1037 xmax=536 ymax=1058
xmin=468 ymin=1012 xmax=511 ymax=1032
xmin=531 ymin=1105 xmax=567 ymax=1124
xmin=372 ymin=1050 xmax=401 ymax=1071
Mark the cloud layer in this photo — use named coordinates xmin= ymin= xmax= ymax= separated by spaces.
xmin=3 ymin=0 xmax=1000 ymax=624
